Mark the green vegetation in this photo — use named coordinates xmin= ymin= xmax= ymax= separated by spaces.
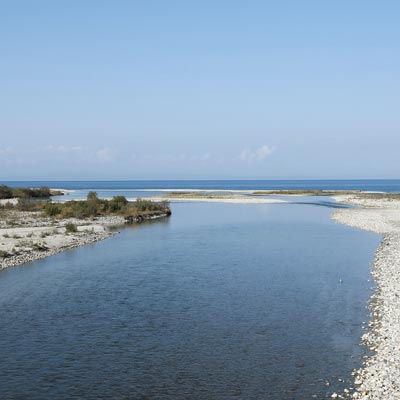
xmin=32 ymin=242 xmax=48 ymax=251
xmin=0 ymin=250 xmax=10 ymax=258
xmin=0 ymin=185 xmax=54 ymax=199
xmin=43 ymin=202 xmax=62 ymax=216
xmin=42 ymin=193 xmax=170 ymax=219
xmin=65 ymin=223 xmax=78 ymax=233
xmin=0 ymin=190 xmax=170 ymax=221
xmin=16 ymin=197 xmax=47 ymax=212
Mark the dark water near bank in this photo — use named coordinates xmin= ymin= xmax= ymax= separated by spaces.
xmin=0 ymin=202 xmax=380 ymax=399
xmin=3 ymin=179 xmax=400 ymax=192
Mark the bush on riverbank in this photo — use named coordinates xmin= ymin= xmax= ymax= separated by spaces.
xmin=42 ymin=193 xmax=170 ymax=219
xmin=65 ymin=222 xmax=78 ymax=233
xmin=0 ymin=191 xmax=170 ymax=220
xmin=16 ymin=198 xmax=47 ymax=212
xmin=0 ymin=185 xmax=53 ymax=199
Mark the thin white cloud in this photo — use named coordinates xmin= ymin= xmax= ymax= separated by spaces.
xmin=131 ymin=152 xmax=212 ymax=163
xmin=239 ymin=145 xmax=275 ymax=161
xmin=0 ymin=146 xmax=14 ymax=155
xmin=96 ymin=147 xmax=116 ymax=162
xmin=44 ymin=144 xmax=83 ymax=153
xmin=191 ymin=152 xmax=212 ymax=161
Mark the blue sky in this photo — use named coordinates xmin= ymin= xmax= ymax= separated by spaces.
xmin=1 ymin=1 xmax=399 ymax=180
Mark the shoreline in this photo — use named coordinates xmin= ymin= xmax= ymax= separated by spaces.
xmin=333 ymin=195 xmax=400 ymax=399
xmin=142 ymin=195 xmax=288 ymax=204
xmin=0 ymin=212 xmax=170 ymax=271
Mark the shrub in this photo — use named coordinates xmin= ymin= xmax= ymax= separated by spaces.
xmin=0 ymin=185 xmax=13 ymax=199
xmin=38 ymin=196 xmax=170 ymax=220
xmin=65 ymin=222 xmax=78 ymax=233
xmin=109 ymin=196 xmax=128 ymax=212
xmin=44 ymin=202 xmax=62 ymax=216
xmin=0 ymin=250 xmax=10 ymax=258
xmin=36 ymin=187 xmax=51 ymax=198
xmin=16 ymin=198 xmax=46 ymax=211
xmin=133 ymin=198 xmax=159 ymax=212
xmin=86 ymin=192 xmax=100 ymax=216
xmin=0 ymin=185 xmax=52 ymax=199
xmin=32 ymin=242 xmax=48 ymax=251
xmin=87 ymin=191 xmax=98 ymax=200
xmin=12 ymin=188 xmax=31 ymax=198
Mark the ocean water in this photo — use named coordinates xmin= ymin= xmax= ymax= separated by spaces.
xmin=2 ymin=179 xmax=400 ymax=192
xmin=3 ymin=179 xmax=399 ymax=203
xmin=0 ymin=202 xmax=380 ymax=399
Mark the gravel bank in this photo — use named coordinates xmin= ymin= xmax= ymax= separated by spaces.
xmin=0 ymin=212 xmax=168 ymax=270
xmin=333 ymin=195 xmax=400 ymax=399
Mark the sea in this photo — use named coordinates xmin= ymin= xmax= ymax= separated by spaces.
xmin=0 ymin=180 xmax=388 ymax=399
xmin=3 ymin=179 xmax=400 ymax=192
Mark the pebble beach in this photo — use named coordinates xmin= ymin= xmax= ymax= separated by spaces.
xmin=333 ymin=195 xmax=400 ymax=399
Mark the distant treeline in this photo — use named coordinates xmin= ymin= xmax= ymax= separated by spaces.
xmin=0 ymin=185 xmax=53 ymax=199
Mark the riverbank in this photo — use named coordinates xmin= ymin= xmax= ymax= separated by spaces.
xmin=333 ymin=194 xmax=400 ymax=399
xmin=0 ymin=210 xmax=169 ymax=270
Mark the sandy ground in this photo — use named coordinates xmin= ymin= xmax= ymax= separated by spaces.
xmin=137 ymin=195 xmax=288 ymax=204
xmin=333 ymin=195 xmax=400 ymax=399
xmin=0 ymin=198 xmax=18 ymax=206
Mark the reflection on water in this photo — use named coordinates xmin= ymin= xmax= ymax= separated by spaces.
xmin=0 ymin=203 xmax=379 ymax=399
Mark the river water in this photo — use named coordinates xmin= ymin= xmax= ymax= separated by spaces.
xmin=0 ymin=202 xmax=379 ymax=399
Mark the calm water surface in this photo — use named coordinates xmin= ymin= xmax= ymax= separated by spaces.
xmin=0 ymin=203 xmax=379 ymax=399
xmin=3 ymin=179 xmax=400 ymax=192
